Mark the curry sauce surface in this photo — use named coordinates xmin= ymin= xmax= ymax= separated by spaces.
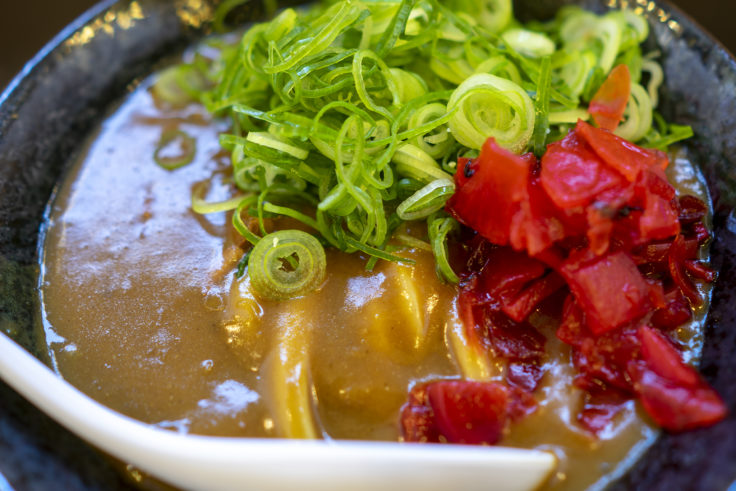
xmin=38 ymin=77 xmax=711 ymax=490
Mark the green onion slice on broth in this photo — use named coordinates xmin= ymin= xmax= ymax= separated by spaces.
xmin=154 ymin=130 xmax=196 ymax=170
xmin=247 ymin=230 xmax=327 ymax=300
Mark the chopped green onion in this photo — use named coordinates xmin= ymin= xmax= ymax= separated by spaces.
xmin=397 ymin=179 xmax=455 ymax=221
xmin=596 ymin=16 xmax=623 ymax=73
xmin=391 ymin=68 xmax=428 ymax=105
xmin=641 ymin=58 xmax=663 ymax=107
xmin=623 ymin=9 xmax=649 ymax=44
xmin=374 ymin=0 xmax=412 ymax=56
xmin=248 ymin=230 xmax=326 ymax=300
xmin=474 ymin=56 xmax=523 ymax=85
xmin=345 ymin=236 xmax=415 ymax=265
xmin=177 ymin=0 xmax=691 ymax=283
xmin=235 ymin=249 xmax=252 ymax=279
xmin=641 ymin=123 xmax=694 ymax=151
xmin=532 ymin=56 xmax=552 ymax=157
xmin=232 ymin=196 xmax=261 ymax=246
xmin=614 ymin=83 xmax=652 ymax=142
xmin=502 ymin=29 xmax=556 ymax=58
xmin=393 ymin=234 xmax=433 ymax=252
xmin=409 ymin=103 xmax=454 ymax=159
xmin=246 ymin=131 xmax=309 ymax=160
xmin=582 ymin=66 xmax=606 ymax=103
xmin=559 ymin=51 xmax=596 ymax=98
xmin=447 ymin=73 xmax=535 ymax=153
xmin=154 ymin=130 xmax=196 ymax=170
xmin=428 ymin=213 xmax=460 ymax=283
xmin=548 ymin=108 xmax=589 ymax=124
xmin=191 ymin=181 xmax=244 ymax=214
xmin=152 ymin=64 xmax=211 ymax=107
xmin=392 ymin=144 xmax=453 ymax=183
xmin=446 ymin=0 xmax=512 ymax=33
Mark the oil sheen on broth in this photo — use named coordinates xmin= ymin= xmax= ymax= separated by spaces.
xmin=37 ymin=72 xmax=711 ymax=490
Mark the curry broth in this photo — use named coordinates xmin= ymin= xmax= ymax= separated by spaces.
xmin=37 ymin=75 xmax=710 ymax=490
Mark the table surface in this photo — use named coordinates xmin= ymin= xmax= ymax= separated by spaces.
xmin=0 ymin=0 xmax=733 ymax=91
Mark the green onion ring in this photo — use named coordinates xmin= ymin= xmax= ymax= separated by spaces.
xmin=248 ymin=230 xmax=326 ymax=300
xmin=154 ymin=129 xmax=196 ymax=170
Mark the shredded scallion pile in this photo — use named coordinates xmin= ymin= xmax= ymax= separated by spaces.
xmin=156 ymin=0 xmax=693 ymax=298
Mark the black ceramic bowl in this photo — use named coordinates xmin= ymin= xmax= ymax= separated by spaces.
xmin=1 ymin=0 xmax=735 ymax=489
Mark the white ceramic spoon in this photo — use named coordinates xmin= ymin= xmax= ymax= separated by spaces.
xmin=0 ymin=332 xmax=556 ymax=491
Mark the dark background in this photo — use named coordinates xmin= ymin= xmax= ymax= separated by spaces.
xmin=0 ymin=0 xmax=733 ymax=92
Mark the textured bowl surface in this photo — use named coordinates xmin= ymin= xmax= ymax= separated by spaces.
xmin=0 ymin=0 xmax=735 ymax=489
